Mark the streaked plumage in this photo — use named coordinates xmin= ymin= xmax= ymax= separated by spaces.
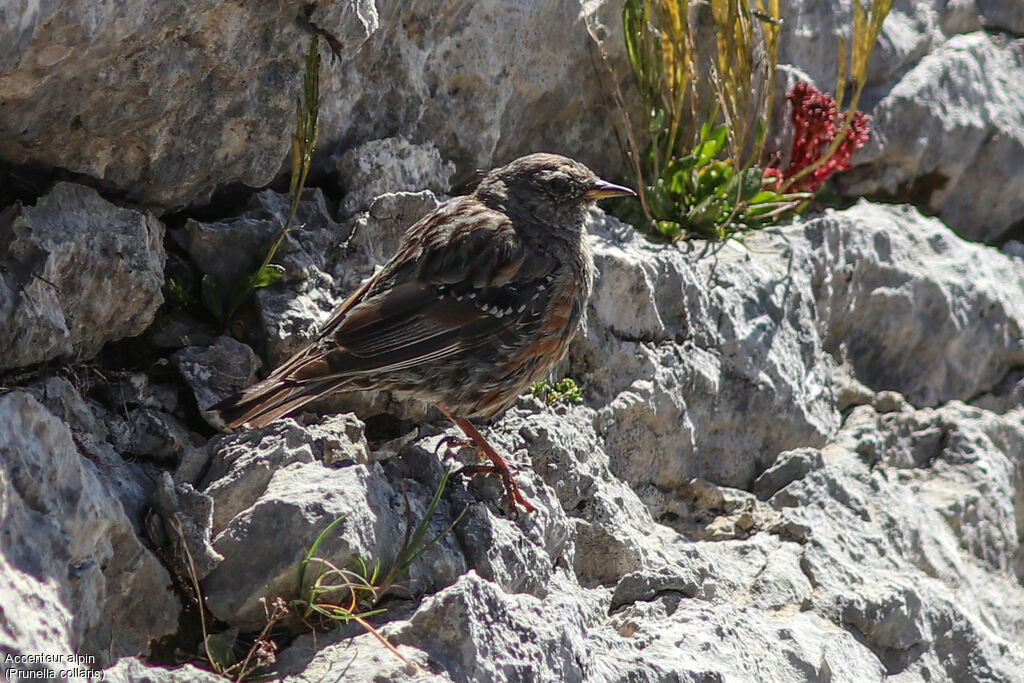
xmin=214 ymin=153 xmax=634 ymax=513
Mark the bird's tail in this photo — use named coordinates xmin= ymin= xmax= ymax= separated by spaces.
xmin=212 ymin=375 xmax=336 ymax=430
xmin=214 ymin=279 xmax=375 ymax=430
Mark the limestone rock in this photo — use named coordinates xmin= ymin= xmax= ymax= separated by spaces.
xmin=793 ymin=202 xmax=1024 ymax=407
xmin=0 ymin=182 xmax=165 ymax=371
xmin=103 ymin=658 xmax=225 ymax=683
xmin=0 ymin=1 xmax=626 ymax=211
xmin=0 ymin=391 xmax=179 ymax=667
xmin=0 ymin=1 xmax=378 ymax=209
xmin=336 ymin=137 xmax=455 ymax=217
xmin=581 ymin=210 xmax=838 ymax=496
xmin=836 ymin=32 xmax=1024 ymax=242
xmin=198 ymin=421 xmax=467 ymax=627
xmin=172 ymin=335 xmax=261 ymax=420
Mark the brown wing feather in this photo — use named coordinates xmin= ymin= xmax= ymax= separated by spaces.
xmin=215 ymin=198 xmax=555 ymax=429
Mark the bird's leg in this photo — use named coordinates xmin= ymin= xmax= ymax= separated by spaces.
xmin=435 ymin=434 xmax=520 ymax=474
xmin=454 ymin=419 xmax=535 ymax=515
xmin=437 ymin=409 xmax=535 ymax=515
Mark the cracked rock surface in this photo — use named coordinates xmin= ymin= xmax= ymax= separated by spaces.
xmin=155 ymin=198 xmax=1024 ymax=681
xmin=1 ymin=2 xmax=1024 ymax=681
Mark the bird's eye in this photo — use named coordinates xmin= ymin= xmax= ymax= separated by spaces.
xmin=542 ymin=173 xmax=574 ymax=197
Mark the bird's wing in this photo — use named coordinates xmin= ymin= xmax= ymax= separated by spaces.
xmin=288 ymin=200 xmax=556 ymax=382
xmin=216 ymin=199 xmax=557 ymax=429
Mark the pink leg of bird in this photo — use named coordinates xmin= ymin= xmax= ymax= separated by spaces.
xmin=437 ymin=408 xmax=536 ymax=515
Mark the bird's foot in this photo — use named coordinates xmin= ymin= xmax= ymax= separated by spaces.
xmin=434 ymin=434 xmax=476 ymax=456
xmin=454 ymin=463 xmax=534 ymax=517
xmin=437 ymin=413 xmax=536 ymax=517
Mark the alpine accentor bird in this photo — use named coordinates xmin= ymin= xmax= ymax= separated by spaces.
xmin=215 ymin=153 xmax=634 ymax=513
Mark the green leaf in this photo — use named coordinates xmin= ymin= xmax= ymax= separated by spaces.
xmin=645 ymin=182 xmax=676 ymax=220
xmin=200 ymin=274 xmax=223 ymax=323
xmin=694 ymin=125 xmax=728 ymax=166
xmin=746 ymin=200 xmax=801 ymax=217
xmin=665 ymin=169 xmax=686 ymax=197
xmin=747 ymin=190 xmax=782 ymax=204
xmin=698 ymin=118 xmax=714 ymax=143
xmin=205 ymin=633 xmax=236 ymax=669
xmin=656 ymin=220 xmax=684 ymax=240
xmin=251 ymin=264 xmax=285 ymax=289
xmin=163 ymin=277 xmax=194 ymax=308
xmin=739 ymin=167 xmax=765 ymax=202
xmin=697 ymin=161 xmax=731 ymax=196
xmin=649 ymin=108 xmax=666 ymax=134
xmin=622 ymin=0 xmax=653 ymax=97
xmin=688 ymin=194 xmax=723 ymax=231
xmin=664 ymin=155 xmax=698 ymax=197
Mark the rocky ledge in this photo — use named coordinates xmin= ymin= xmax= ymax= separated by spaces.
xmin=2 ymin=1 xmax=1024 ymax=682
xmin=3 ymin=194 xmax=1024 ymax=681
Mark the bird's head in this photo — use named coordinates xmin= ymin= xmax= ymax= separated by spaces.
xmin=474 ymin=153 xmax=635 ymax=224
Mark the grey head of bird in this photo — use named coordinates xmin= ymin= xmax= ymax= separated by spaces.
xmin=473 ymin=153 xmax=635 ymax=231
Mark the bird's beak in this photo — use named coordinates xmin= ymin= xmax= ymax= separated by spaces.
xmin=586 ymin=179 xmax=636 ymax=200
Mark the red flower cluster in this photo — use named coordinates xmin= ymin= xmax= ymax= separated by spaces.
xmin=770 ymin=82 xmax=870 ymax=194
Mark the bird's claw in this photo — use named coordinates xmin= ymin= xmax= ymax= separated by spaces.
xmin=454 ymin=463 xmax=536 ymax=517
xmin=435 ymin=434 xmax=476 ymax=456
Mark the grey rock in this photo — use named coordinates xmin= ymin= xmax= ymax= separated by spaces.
xmin=1 ymin=1 xmax=626 ymax=210
xmin=453 ymin=502 xmax=556 ymax=595
xmin=0 ymin=2 xmax=376 ymax=209
xmin=202 ymin=460 xmax=404 ymax=626
xmin=975 ymin=0 xmax=1024 ymax=33
xmin=184 ymin=187 xmax=358 ymax=367
xmin=793 ymin=202 xmax=1024 ymax=406
xmin=972 ymin=367 xmax=1024 ymax=414
xmin=337 ymin=137 xmax=455 ymax=217
xmin=199 ymin=421 xmax=466 ymax=627
xmin=304 ymin=411 xmax=371 ymax=464
xmin=0 ymin=390 xmax=179 ymax=666
xmin=125 ymin=406 xmax=195 ymax=463
xmin=753 ymin=447 xmax=826 ymax=499
xmin=388 ymin=571 xmax=597 ymax=683
xmin=776 ymin=0 xmax=941 ymax=92
xmin=493 ymin=404 xmax=714 ymax=588
xmin=935 ymin=0 xmax=1024 ymax=35
xmin=277 ymin=627 xmax=431 ymax=682
xmin=582 ymin=210 xmax=838 ymax=495
xmin=0 ymin=553 xmax=76 ymax=679
xmin=308 ymin=0 xmax=380 ymax=50
xmin=0 ymin=182 xmax=165 ymax=371
xmin=770 ymin=402 xmax=1024 ymax=679
xmin=151 ymin=472 xmax=223 ymax=581
xmin=837 ymin=32 xmax=1024 ymax=242
xmin=184 ymin=188 xmax=347 ymax=295
xmin=318 ymin=1 xmax=634 ymax=192
xmin=172 ymin=335 xmax=260 ymax=418
xmin=601 ymin=598 xmax=883 ymax=682
xmin=103 ymin=658 xmax=224 ymax=683
xmin=97 ymin=371 xmax=181 ymax=414
xmin=26 ymin=377 xmax=156 ymax=521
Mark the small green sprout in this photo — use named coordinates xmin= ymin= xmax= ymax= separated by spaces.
xmin=163 ymin=277 xmax=194 ymax=309
xmin=202 ymin=36 xmax=321 ymax=334
xmin=530 ymin=378 xmax=583 ymax=406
